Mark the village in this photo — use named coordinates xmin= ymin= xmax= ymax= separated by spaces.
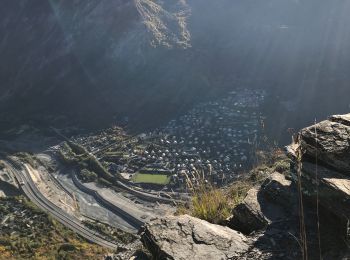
xmin=65 ymin=89 xmax=266 ymax=193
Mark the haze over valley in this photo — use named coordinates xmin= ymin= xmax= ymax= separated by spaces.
xmin=1 ymin=0 xmax=350 ymax=140
xmin=1 ymin=1 xmax=350 ymax=259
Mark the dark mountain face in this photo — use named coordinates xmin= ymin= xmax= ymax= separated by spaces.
xmin=1 ymin=0 xmax=350 ymax=138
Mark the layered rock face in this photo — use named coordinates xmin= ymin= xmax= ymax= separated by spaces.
xmin=228 ymin=172 xmax=295 ymax=235
xmin=287 ymin=113 xmax=350 ymax=224
xmin=300 ymin=114 xmax=350 ymax=172
xmin=140 ymin=215 xmax=250 ymax=260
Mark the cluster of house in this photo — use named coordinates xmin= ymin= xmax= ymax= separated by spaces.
xmin=70 ymin=127 xmax=127 ymax=155
xmin=68 ymin=89 xmax=266 ymax=191
xmin=145 ymin=89 xmax=266 ymax=188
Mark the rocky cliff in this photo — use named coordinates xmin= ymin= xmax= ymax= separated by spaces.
xmin=287 ymin=113 xmax=350 ymax=241
xmin=135 ymin=113 xmax=350 ymax=260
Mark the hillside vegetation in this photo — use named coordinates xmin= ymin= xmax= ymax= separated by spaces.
xmin=0 ymin=196 xmax=111 ymax=259
xmin=177 ymin=149 xmax=291 ymax=224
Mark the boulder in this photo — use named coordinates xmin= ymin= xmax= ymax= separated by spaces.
xmin=286 ymin=113 xmax=350 ymax=243
xmin=140 ymin=214 xmax=250 ymax=260
xmin=261 ymin=172 xmax=294 ymax=208
xmin=228 ymin=187 xmax=269 ymax=234
xmin=300 ymin=114 xmax=350 ymax=174
xmin=228 ymin=172 xmax=296 ymax=235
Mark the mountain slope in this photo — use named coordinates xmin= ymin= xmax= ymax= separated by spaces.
xmin=1 ymin=0 xmax=350 ymax=134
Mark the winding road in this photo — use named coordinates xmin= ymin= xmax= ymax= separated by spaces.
xmin=4 ymin=158 xmax=120 ymax=250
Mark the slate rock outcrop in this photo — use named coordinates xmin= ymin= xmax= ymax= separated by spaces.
xmin=140 ymin=214 xmax=250 ymax=260
xmin=227 ymin=172 xmax=295 ymax=235
xmin=287 ymin=113 xmax=350 ymax=224
xmin=228 ymin=187 xmax=269 ymax=234
xmin=299 ymin=114 xmax=350 ymax=173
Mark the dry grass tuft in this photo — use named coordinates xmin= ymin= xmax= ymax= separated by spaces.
xmin=176 ymin=148 xmax=291 ymax=225
xmin=177 ymin=180 xmax=252 ymax=225
xmin=191 ymin=187 xmax=231 ymax=224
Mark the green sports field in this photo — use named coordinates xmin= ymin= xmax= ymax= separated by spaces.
xmin=132 ymin=173 xmax=171 ymax=185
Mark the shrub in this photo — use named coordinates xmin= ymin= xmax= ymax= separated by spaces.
xmin=227 ymin=181 xmax=251 ymax=206
xmin=86 ymin=156 xmax=114 ymax=181
xmin=58 ymin=243 xmax=76 ymax=252
xmin=79 ymin=169 xmax=97 ymax=183
xmin=67 ymin=141 xmax=86 ymax=155
xmin=272 ymin=159 xmax=291 ymax=175
xmin=15 ymin=152 xmax=37 ymax=167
